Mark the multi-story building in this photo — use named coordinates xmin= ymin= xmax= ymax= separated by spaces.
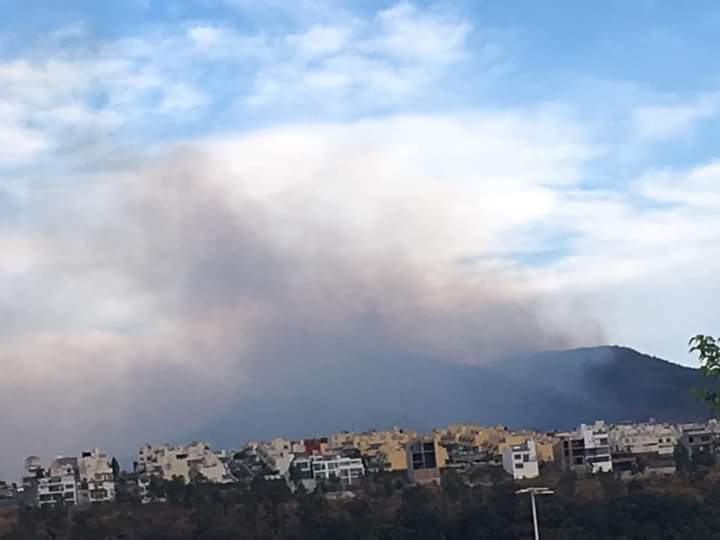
xmin=22 ymin=456 xmax=43 ymax=489
xmin=78 ymin=449 xmax=116 ymax=504
xmin=556 ymin=421 xmax=613 ymax=474
xmin=498 ymin=433 xmax=558 ymax=464
xmin=679 ymin=424 xmax=717 ymax=461
xmin=308 ymin=454 xmax=365 ymax=485
xmin=37 ymin=458 xmax=79 ymax=508
xmin=136 ymin=441 xmax=235 ymax=501
xmin=610 ymin=422 xmax=679 ymax=456
xmin=443 ymin=444 xmax=491 ymax=469
xmin=502 ymin=440 xmax=539 ymax=480
xmin=406 ymin=438 xmax=447 ymax=485
xmin=255 ymin=438 xmax=295 ymax=479
xmin=327 ymin=427 xmax=416 ymax=473
xmin=38 ymin=473 xmax=77 ymax=508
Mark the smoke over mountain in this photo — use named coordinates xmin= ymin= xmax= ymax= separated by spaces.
xmin=0 ymin=131 xmax=601 ymax=477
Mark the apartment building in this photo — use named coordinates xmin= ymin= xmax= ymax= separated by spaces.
xmin=407 ymin=438 xmax=447 ymax=485
xmin=556 ymin=421 xmax=613 ymax=474
xmin=499 ymin=433 xmax=559 ymax=464
xmin=78 ymin=449 xmax=116 ymax=504
xmin=308 ymin=454 xmax=365 ymax=485
xmin=22 ymin=456 xmax=43 ymax=489
xmin=502 ymin=440 xmax=540 ymax=480
xmin=37 ymin=458 xmax=79 ymax=508
xmin=38 ymin=473 xmax=77 ymax=508
xmin=136 ymin=442 xmax=235 ymax=490
xmin=679 ymin=424 xmax=717 ymax=461
xmin=327 ymin=427 xmax=416 ymax=473
xmin=610 ymin=422 xmax=679 ymax=456
xmin=255 ymin=438 xmax=295 ymax=478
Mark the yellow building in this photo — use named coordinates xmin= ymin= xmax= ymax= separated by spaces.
xmin=435 ymin=424 xmax=559 ymax=464
xmin=327 ymin=427 xmax=418 ymax=472
xmin=380 ymin=443 xmax=409 ymax=471
xmin=497 ymin=432 xmax=559 ymax=463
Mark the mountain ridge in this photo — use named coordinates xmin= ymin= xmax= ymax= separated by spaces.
xmin=193 ymin=345 xmax=712 ymax=448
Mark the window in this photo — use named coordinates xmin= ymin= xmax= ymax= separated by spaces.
xmin=515 ymin=462 xmax=524 ymax=469
xmin=523 ymin=455 xmax=529 ymax=463
xmin=65 ymin=484 xmax=74 ymax=490
xmin=514 ymin=453 xmax=522 ymax=461
xmin=91 ymin=489 xmax=108 ymax=499
xmin=64 ymin=492 xmax=75 ymax=500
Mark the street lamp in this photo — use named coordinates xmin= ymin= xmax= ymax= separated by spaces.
xmin=516 ymin=487 xmax=554 ymax=540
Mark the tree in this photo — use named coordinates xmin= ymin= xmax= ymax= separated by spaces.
xmin=110 ymin=457 xmax=120 ymax=481
xmin=689 ymin=335 xmax=720 ymax=411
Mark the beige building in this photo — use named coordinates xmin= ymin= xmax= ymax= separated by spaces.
xmin=136 ymin=441 xmax=234 ymax=501
xmin=78 ymin=449 xmax=116 ymax=504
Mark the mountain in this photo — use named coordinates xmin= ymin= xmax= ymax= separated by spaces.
xmin=195 ymin=346 xmax=712 ymax=447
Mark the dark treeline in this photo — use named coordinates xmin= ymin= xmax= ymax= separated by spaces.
xmin=5 ymin=468 xmax=720 ymax=540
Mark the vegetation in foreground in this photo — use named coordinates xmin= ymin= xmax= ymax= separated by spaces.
xmin=5 ymin=464 xmax=720 ymax=540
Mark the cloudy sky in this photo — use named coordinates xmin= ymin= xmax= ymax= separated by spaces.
xmin=1 ymin=0 xmax=720 ymax=476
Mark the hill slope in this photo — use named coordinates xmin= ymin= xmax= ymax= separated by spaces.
xmin=196 ymin=346 xmax=711 ymax=447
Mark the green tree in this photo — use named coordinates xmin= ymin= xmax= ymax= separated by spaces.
xmin=689 ymin=334 xmax=720 ymax=411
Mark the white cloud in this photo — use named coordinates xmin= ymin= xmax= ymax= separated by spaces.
xmin=243 ymin=2 xmax=481 ymax=109
xmin=188 ymin=25 xmax=225 ymax=48
xmin=368 ymin=2 xmax=471 ymax=64
xmin=158 ymin=84 xmax=208 ymax=113
xmin=636 ymin=160 xmax=720 ymax=208
xmin=287 ymin=24 xmax=352 ymax=57
xmin=631 ymin=92 xmax=720 ymax=141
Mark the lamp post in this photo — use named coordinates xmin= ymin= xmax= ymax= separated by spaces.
xmin=516 ymin=487 xmax=554 ymax=540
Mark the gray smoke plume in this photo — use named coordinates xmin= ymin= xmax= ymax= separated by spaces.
xmin=0 ymin=147 xmax=602 ymax=478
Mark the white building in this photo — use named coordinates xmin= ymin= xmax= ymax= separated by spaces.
xmin=136 ymin=441 xmax=235 ymax=501
xmin=37 ymin=458 xmax=79 ymax=508
xmin=502 ymin=440 xmax=539 ymax=480
xmin=610 ymin=423 xmax=679 ymax=456
xmin=38 ymin=473 xmax=77 ymax=508
xmin=78 ymin=449 xmax=116 ymax=504
xmin=557 ymin=421 xmax=613 ymax=474
xmin=309 ymin=455 xmax=365 ymax=485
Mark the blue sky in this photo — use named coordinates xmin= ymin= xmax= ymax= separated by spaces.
xmin=1 ymin=0 xmax=720 ymax=475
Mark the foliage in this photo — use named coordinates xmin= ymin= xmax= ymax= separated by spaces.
xmin=689 ymin=334 xmax=720 ymax=411
xmin=8 ymin=469 xmax=720 ymax=540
